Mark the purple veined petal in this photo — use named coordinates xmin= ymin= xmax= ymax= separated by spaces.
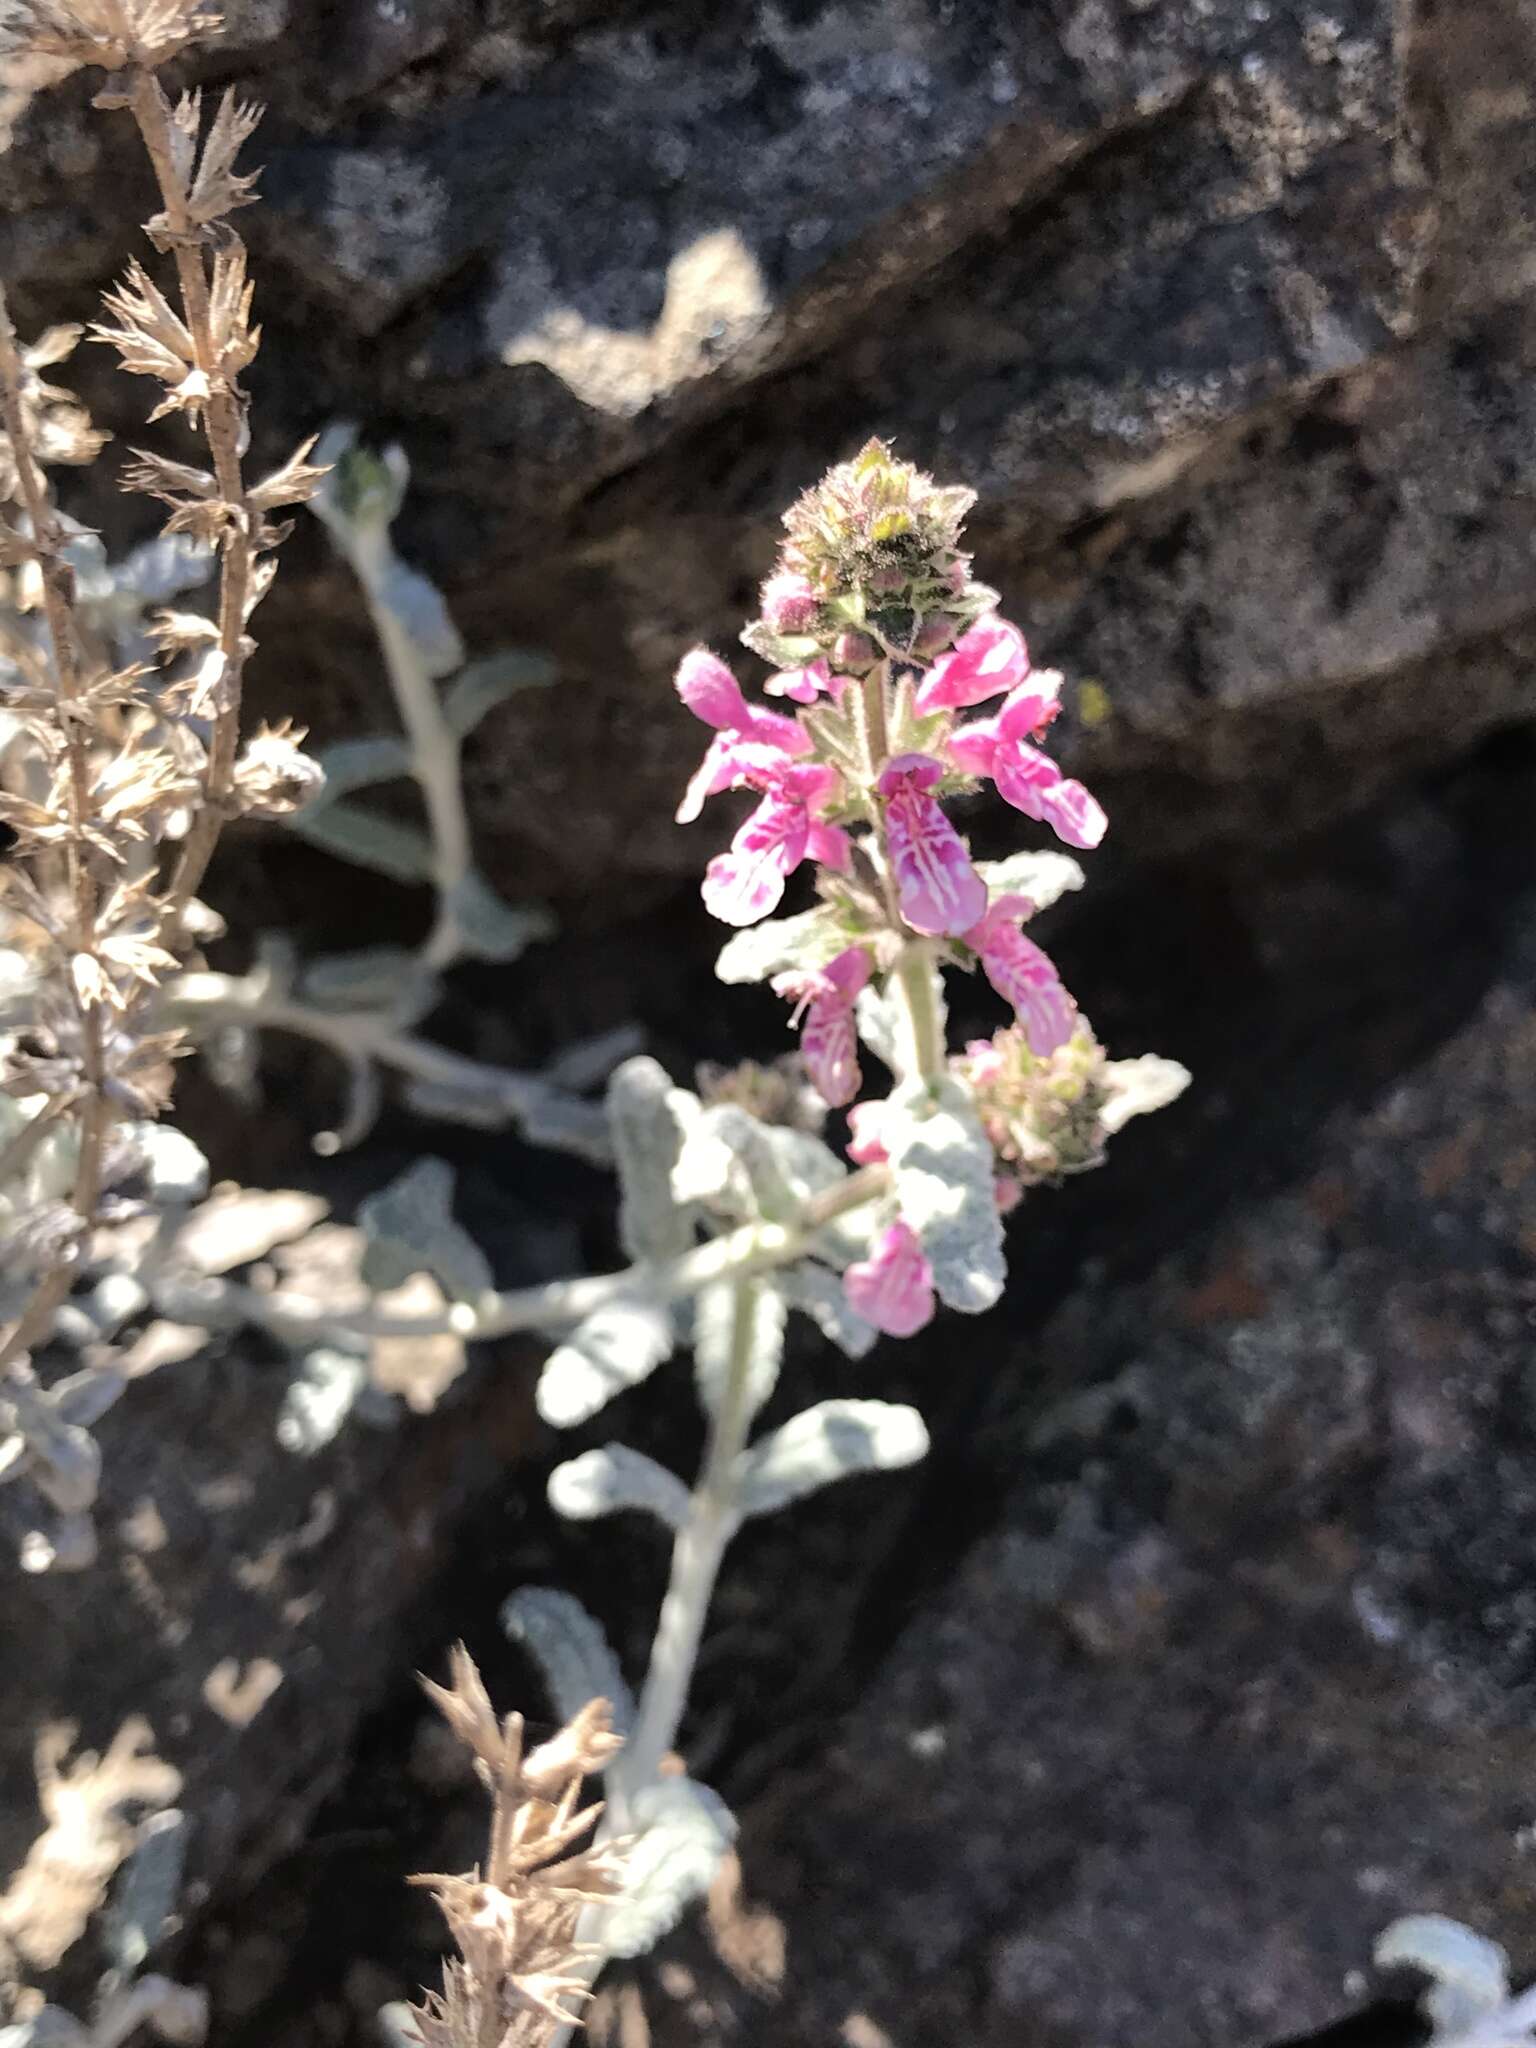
xmin=976 ymin=922 xmax=1077 ymax=1054
xmin=676 ymin=731 xmax=742 ymax=824
xmin=764 ymin=657 xmax=836 ymax=704
xmin=744 ymin=703 xmax=815 ymax=755
xmin=845 ymin=1100 xmax=890 ymax=1167
xmin=879 ymin=758 xmax=988 ymax=937
xmin=806 ymin=819 xmax=852 ymax=872
xmin=675 ymin=647 xmax=752 ymax=728
xmin=912 ymin=613 xmax=1029 ymax=716
xmin=843 ymin=1219 xmax=935 ymax=1338
xmin=800 ymin=996 xmax=861 ymax=1107
xmin=820 ymin=945 xmax=872 ymax=1002
xmin=946 ymin=717 xmax=1002 ymax=781
xmin=700 ymin=793 xmax=811 ymax=927
xmin=993 ymin=669 xmax=1065 ymax=741
xmin=1035 ymin=774 xmax=1107 ymax=850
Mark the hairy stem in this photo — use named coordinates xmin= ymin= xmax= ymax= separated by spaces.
xmin=894 ymin=940 xmax=946 ymax=1087
xmin=626 ymin=1275 xmax=766 ymax=1790
xmin=156 ymin=1164 xmax=889 ymax=1346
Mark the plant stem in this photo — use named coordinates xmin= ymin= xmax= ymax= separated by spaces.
xmin=347 ymin=528 xmax=472 ymax=973
xmin=894 ymin=940 xmax=947 ymax=1087
xmin=625 ymin=1276 xmax=764 ymax=1791
xmin=155 ymin=1164 xmax=889 ymax=1346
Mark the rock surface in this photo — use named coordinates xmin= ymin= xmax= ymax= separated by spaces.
xmin=2 ymin=0 xmax=1534 ymax=905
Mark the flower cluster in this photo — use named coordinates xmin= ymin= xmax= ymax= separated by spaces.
xmin=671 ymin=439 xmax=1127 ymax=1337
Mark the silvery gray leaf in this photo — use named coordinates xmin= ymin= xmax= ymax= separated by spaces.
xmin=854 ymin=981 xmax=901 ymax=1074
xmin=600 ymin=1778 xmax=737 ymax=1960
xmin=693 ymin=1278 xmax=785 ymax=1427
xmin=127 ymin=1123 xmax=209 ymax=1206
xmin=674 ymin=1104 xmax=804 ymax=1223
xmin=514 ymin=1090 xmax=613 ymax=1167
xmin=735 ymin=1399 xmax=928 ymax=1518
xmin=284 ymin=800 xmax=436 ymax=885
xmin=547 ymin=1445 xmax=691 ymax=1532
xmin=358 ymin=1157 xmax=493 ymax=1302
xmin=608 ymin=1058 xmax=694 ymax=1265
xmin=762 ymin=1125 xmax=846 ymax=1206
xmin=774 ymin=1263 xmax=878 ymax=1358
xmin=277 ymin=1348 xmax=372 ymax=1456
xmin=377 ymin=553 xmax=465 ymax=681
xmin=883 ymin=1077 xmax=1006 ymax=1314
xmin=540 ymin=1025 xmax=644 ymax=1093
xmin=299 ymin=947 xmax=434 ymax=1016
xmin=1376 ymin=1916 xmax=1511 ymax=2037
xmin=973 ymin=850 xmax=1086 ymax=911
xmin=537 ymin=1299 xmax=674 ymax=1429
xmin=300 ymin=736 xmax=412 ymax=810
xmin=448 ymin=872 xmax=555 ymax=964
xmin=48 ymin=1365 xmax=127 ymax=1430
xmin=500 ymin=1586 xmax=634 ymax=1736
xmin=104 ymin=1808 xmax=189 ymax=1975
xmin=1098 ymin=1054 xmax=1192 ymax=1134
xmin=442 ymin=649 xmax=556 ymax=738
xmin=714 ymin=907 xmax=845 ymax=986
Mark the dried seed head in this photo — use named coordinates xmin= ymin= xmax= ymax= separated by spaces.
xmin=14 ymin=0 xmax=221 ymax=71
xmin=232 ymin=720 xmax=324 ymax=820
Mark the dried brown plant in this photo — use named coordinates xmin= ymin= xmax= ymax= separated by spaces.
xmin=0 ymin=6 xmax=321 ymax=1403
xmin=411 ymin=1646 xmax=625 ymax=2048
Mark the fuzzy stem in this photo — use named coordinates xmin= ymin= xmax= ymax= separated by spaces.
xmin=353 ymin=533 xmax=473 ymax=972
xmin=155 ymin=1164 xmax=889 ymax=1346
xmin=125 ymin=71 xmax=255 ymax=938
xmin=625 ymin=1275 xmax=765 ymax=1790
xmin=0 ymin=288 xmax=109 ymax=1370
xmin=894 ymin=940 xmax=947 ymax=1087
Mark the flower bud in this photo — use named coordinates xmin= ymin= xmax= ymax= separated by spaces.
xmin=758 ymin=570 xmax=820 ymax=636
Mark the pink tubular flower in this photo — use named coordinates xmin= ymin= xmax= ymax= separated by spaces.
xmin=675 ymin=648 xmax=811 ymax=824
xmin=771 ymin=945 xmax=870 ymax=1107
xmin=877 ymin=753 xmax=987 ymax=936
xmin=948 ymin=675 xmax=1106 ymax=850
xmin=964 ymin=894 xmax=1078 ymax=1054
xmin=765 ymin=656 xmax=843 ymax=705
xmin=700 ymin=760 xmax=841 ymax=927
xmin=843 ymin=1218 xmax=935 ymax=1338
xmin=913 ymin=612 xmax=1030 ymax=715
xmin=845 ymin=1099 xmax=890 ymax=1167
xmin=758 ymin=570 xmax=820 ymax=635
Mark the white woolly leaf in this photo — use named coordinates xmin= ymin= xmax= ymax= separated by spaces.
xmin=601 ymin=1778 xmax=737 ymax=1960
xmin=277 ymin=1348 xmax=378 ymax=1457
xmin=301 ymin=735 xmax=411 ymax=808
xmin=537 ymin=1299 xmax=674 ymax=1428
xmin=693 ymin=1279 xmax=786 ymax=1428
xmin=1099 ymin=1054 xmax=1192 ymax=1134
xmin=442 ymin=649 xmax=556 ymax=737
xmin=547 ymin=1445 xmax=690 ymax=1532
xmin=357 ymin=1156 xmax=493 ymax=1302
xmin=713 ymin=907 xmax=847 ymax=986
xmin=735 ymin=1399 xmax=928 ymax=1518
xmin=284 ymin=799 xmax=436 ymax=884
xmin=974 ymin=850 xmax=1086 ymax=910
xmin=774 ymin=1263 xmax=878 ymax=1358
xmin=672 ymin=1103 xmax=803 ymax=1223
xmin=48 ymin=1366 xmax=126 ymax=1430
xmin=449 ymin=871 xmax=554 ymax=963
xmin=854 ymin=981 xmax=902 ymax=1073
xmin=1376 ymin=1916 xmax=1511 ymax=2038
xmin=500 ymin=1586 xmax=635 ymax=1736
xmin=0 ymin=2007 xmax=88 ymax=2048
xmin=608 ymin=1058 xmax=694 ymax=1264
xmin=129 ymin=1123 xmax=209 ymax=1205
xmin=884 ymin=1077 xmax=1006 ymax=1314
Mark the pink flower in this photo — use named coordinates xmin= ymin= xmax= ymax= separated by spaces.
xmin=877 ymin=753 xmax=987 ymax=936
xmin=913 ymin=613 xmax=1030 ymax=715
xmin=700 ymin=761 xmax=841 ymax=927
xmin=843 ymin=1219 xmax=935 ymax=1338
xmin=765 ymin=657 xmax=843 ymax=706
xmin=948 ymin=676 xmax=1106 ymax=851
xmin=771 ymin=945 xmax=870 ymax=1107
xmin=845 ymin=1100 xmax=890 ymax=1167
xmin=675 ymin=648 xmax=810 ymax=824
xmin=964 ymin=894 xmax=1078 ymax=1054
xmin=759 ymin=570 xmax=820 ymax=635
